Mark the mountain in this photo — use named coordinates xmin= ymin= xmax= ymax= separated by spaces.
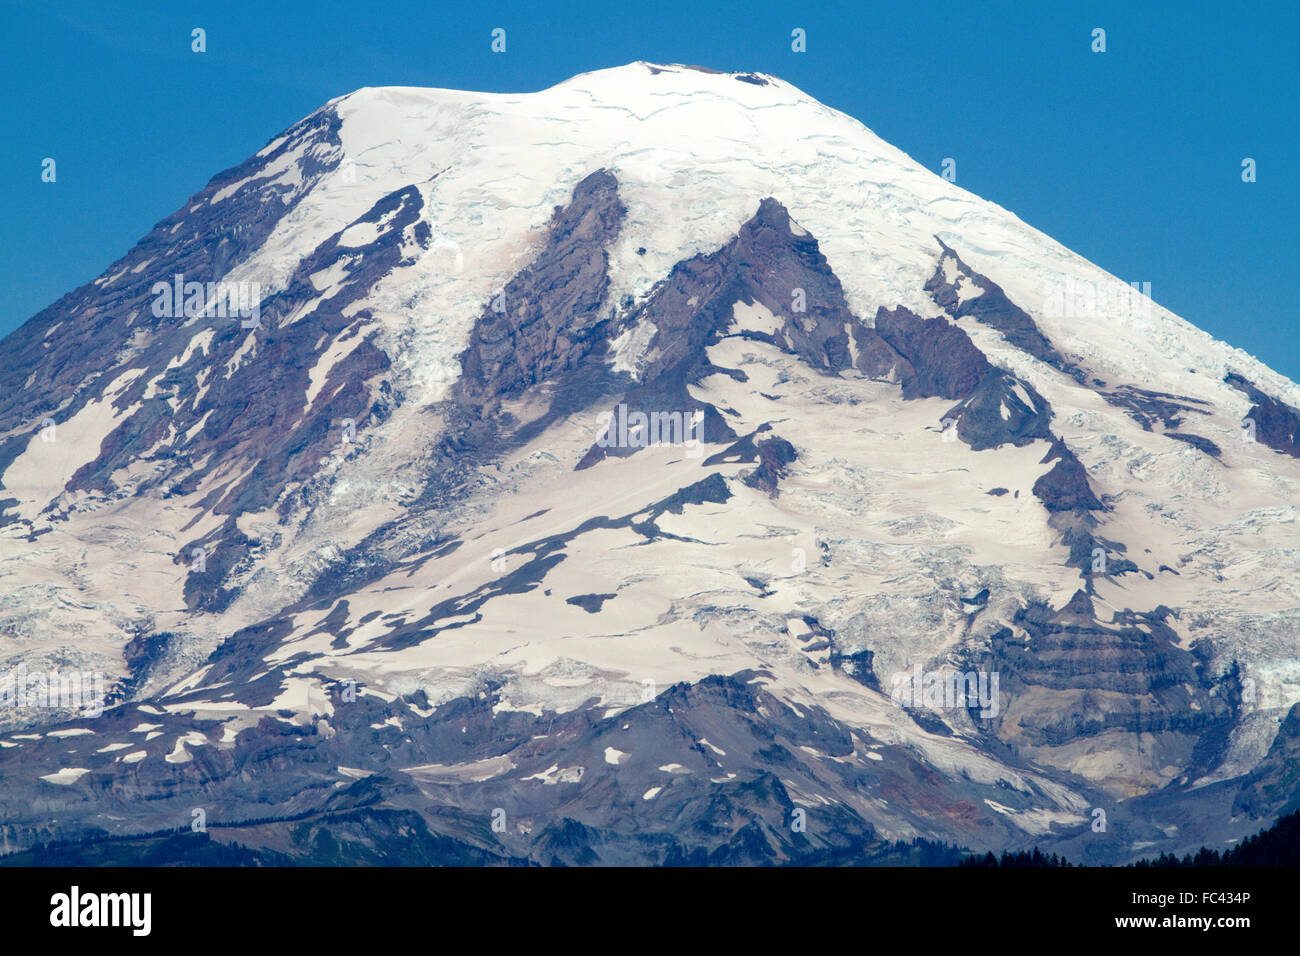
xmin=2 ymin=62 xmax=1299 ymax=865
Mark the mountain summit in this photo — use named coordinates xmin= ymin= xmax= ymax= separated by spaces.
xmin=1 ymin=62 xmax=1298 ymax=864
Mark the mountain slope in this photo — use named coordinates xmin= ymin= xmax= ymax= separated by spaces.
xmin=1 ymin=62 xmax=1298 ymax=865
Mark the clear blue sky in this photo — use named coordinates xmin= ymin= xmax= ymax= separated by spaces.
xmin=3 ymin=0 xmax=1297 ymax=379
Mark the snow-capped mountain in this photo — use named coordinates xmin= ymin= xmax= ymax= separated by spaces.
xmin=2 ymin=62 xmax=1299 ymax=864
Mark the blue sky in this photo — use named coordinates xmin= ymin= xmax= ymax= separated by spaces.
xmin=3 ymin=0 xmax=1297 ymax=378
